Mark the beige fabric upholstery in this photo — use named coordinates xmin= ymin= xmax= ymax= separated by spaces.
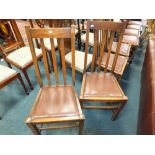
xmin=65 ymin=50 xmax=93 ymax=73
xmin=127 ymin=24 xmax=141 ymax=30
xmin=41 ymin=38 xmax=58 ymax=50
xmin=0 ymin=64 xmax=17 ymax=84
xmin=6 ymin=47 xmax=42 ymax=68
xmin=81 ymin=32 xmax=94 ymax=46
xmin=128 ymin=21 xmax=142 ymax=25
xmin=113 ymin=19 xmax=121 ymax=22
xmin=75 ymin=29 xmax=78 ymax=35
xmin=124 ymin=29 xmax=140 ymax=37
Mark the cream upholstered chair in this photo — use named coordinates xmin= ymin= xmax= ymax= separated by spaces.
xmin=0 ymin=64 xmax=28 ymax=119
xmin=65 ymin=50 xmax=93 ymax=73
xmin=0 ymin=64 xmax=28 ymax=94
xmin=4 ymin=45 xmax=43 ymax=90
xmin=2 ymin=20 xmax=44 ymax=90
xmin=81 ymin=32 xmax=94 ymax=46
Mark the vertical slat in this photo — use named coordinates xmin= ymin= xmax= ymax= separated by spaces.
xmin=40 ymin=38 xmax=51 ymax=85
xmin=10 ymin=20 xmax=25 ymax=47
xmin=50 ymin=38 xmax=59 ymax=84
xmin=98 ymin=30 xmax=107 ymax=72
xmin=104 ymin=31 xmax=115 ymax=72
xmin=71 ymin=26 xmax=75 ymax=86
xmin=29 ymin=19 xmax=40 ymax=49
xmin=25 ymin=26 xmax=43 ymax=87
xmin=111 ymin=32 xmax=122 ymax=73
xmin=91 ymin=30 xmax=98 ymax=72
xmin=59 ymin=38 xmax=67 ymax=85
xmin=111 ymin=20 xmax=126 ymax=72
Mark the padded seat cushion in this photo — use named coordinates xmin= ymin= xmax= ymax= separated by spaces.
xmin=39 ymin=38 xmax=58 ymax=50
xmin=124 ymin=29 xmax=140 ymax=37
xmin=27 ymin=85 xmax=81 ymax=121
xmin=112 ymin=41 xmax=131 ymax=56
xmin=81 ymin=32 xmax=94 ymax=46
xmin=81 ymin=72 xmax=126 ymax=98
xmin=127 ymin=24 xmax=141 ymax=30
xmin=122 ymin=35 xmax=139 ymax=46
xmin=101 ymin=53 xmax=128 ymax=75
xmin=0 ymin=64 xmax=17 ymax=84
xmin=65 ymin=50 xmax=93 ymax=73
xmin=6 ymin=47 xmax=42 ymax=69
xmin=128 ymin=21 xmax=142 ymax=25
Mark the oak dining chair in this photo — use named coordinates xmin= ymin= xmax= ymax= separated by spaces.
xmin=0 ymin=63 xmax=28 ymax=93
xmin=2 ymin=19 xmax=43 ymax=90
xmin=25 ymin=26 xmax=85 ymax=135
xmin=80 ymin=20 xmax=128 ymax=121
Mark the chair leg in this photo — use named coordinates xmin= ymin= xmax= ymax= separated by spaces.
xmin=80 ymin=100 xmax=83 ymax=108
xmin=79 ymin=120 xmax=84 ymax=135
xmin=17 ymin=73 xmax=29 ymax=95
xmin=27 ymin=123 xmax=41 ymax=135
xmin=117 ymin=75 xmax=122 ymax=82
xmin=22 ymin=69 xmax=33 ymax=90
xmin=111 ymin=101 xmax=127 ymax=121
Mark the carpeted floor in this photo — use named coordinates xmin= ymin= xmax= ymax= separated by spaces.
xmin=0 ymin=20 xmax=147 ymax=135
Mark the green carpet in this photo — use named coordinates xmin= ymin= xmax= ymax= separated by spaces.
xmin=0 ymin=41 xmax=147 ymax=135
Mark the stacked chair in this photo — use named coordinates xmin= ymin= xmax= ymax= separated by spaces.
xmin=122 ymin=20 xmax=143 ymax=64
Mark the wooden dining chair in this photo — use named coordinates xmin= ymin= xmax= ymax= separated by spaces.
xmin=80 ymin=20 xmax=128 ymax=121
xmin=2 ymin=19 xmax=43 ymax=90
xmin=0 ymin=63 xmax=29 ymax=120
xmin=25 ymin=26 xmax=85 ymax=135
xmin=0 ymin=64 xmax=29 ymax=94
xmin=98 ymin=23 xmax=128 ymax=81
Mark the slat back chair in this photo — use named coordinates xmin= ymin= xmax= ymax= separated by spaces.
xmin=25 ymin=26 xmax=84 ymax=135
xmin=80 ymin=20 xmax=128 ymax=121
xmin=26 ymin=26 xmax=76 ymax=87
xmin=84 ymin=20 xmax=127 ymax=74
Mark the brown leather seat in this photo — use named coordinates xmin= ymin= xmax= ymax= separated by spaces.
xmin=100 ymin=53 xmax=128 ymax=76
xmin=26 ymin=85 xmax=83 ymax=123
xmin=112 ymin=41 xmax=131 ymax=57
xmin=80 ymin=72 xmax=127 ymax=101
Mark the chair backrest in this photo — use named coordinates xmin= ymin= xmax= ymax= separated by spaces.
xmin=83 ymin=20 xmax=126 ymax=74
xmin=25 ymin=26 xmax=76 ymax=87
xmin=1 ymin=20 xmax=25 ymax=54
